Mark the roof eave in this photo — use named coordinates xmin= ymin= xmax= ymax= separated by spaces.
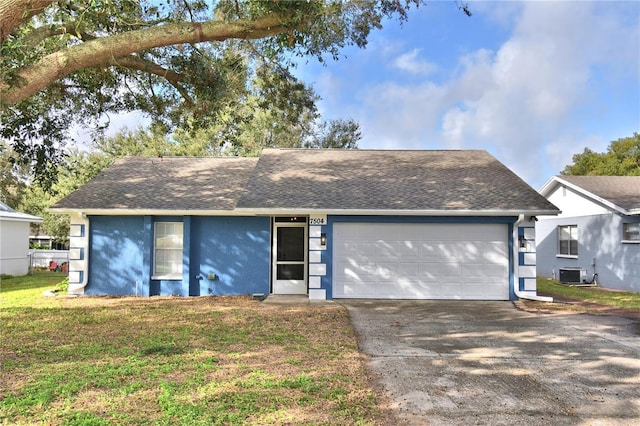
xmin=234 ymin=208 xmax=561 ymax=217
xmin=538 ymin=176 xmax=560 ymax=197
xmin=49 ymin=207 xmax=560 ymax=217
xmin=0 ymin=214 xmax=43 ymax=223
xmin=48 ymin=208 xmax=243 ymax=216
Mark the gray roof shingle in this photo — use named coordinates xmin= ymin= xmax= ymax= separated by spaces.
xmin=52 ymin=149 xmax=559 ymax=214
xmin=236 ymin=149 xmax=558 ymax=213
xmin=558 ymin=175 xmax=640 ymax=212
xmin=52 ymin=157 xmax=258 ymax=211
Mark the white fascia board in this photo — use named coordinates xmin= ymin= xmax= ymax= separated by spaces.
xmin=0 ymin=213 xmax=44 ymax=223
xmin=49 ymin=207 xmax=561 ymax=217
xmin=538 ymin=176 xmax=560 ymax=196
xmin=47 ymin=208 xmax=249 ymax=216
xmin=234 ymin=208 xmax=561 ymax=217
xmin=551 ymin=176 xmax=631 ymax=216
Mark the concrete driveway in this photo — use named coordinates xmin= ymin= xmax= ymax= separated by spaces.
xmin=342 ymin=301 xmax=640 ymax=425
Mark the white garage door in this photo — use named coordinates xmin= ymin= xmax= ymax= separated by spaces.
xmin=333 ymin=223 xmax=509 ymax=300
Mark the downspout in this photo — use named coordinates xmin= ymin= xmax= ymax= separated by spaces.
xmin=67 ymin=212 xmax=89 ymax=295
xmin=513 ymin=214 xmax=553 ymax=302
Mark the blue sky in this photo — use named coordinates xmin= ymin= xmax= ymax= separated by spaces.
xmin=292 ymin=0 xmax=640 ymax=189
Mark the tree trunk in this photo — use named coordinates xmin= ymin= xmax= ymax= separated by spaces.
xmin=0 ymin=0 xmax=55 ymax=42
xmin=0 ymin=13 xmax=292 ymax=106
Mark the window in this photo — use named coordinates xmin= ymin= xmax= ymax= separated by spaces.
xmin=558 ymin=225 xmax=578 ymax=256
xmin=623 ymin=223 xmax=640 ymax=242
xmin=154 ymin=222 xmax=183 ymax=278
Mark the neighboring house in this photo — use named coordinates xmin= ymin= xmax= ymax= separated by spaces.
xmin=0 ymin=201 xmax=43 ymax=276
xmin=537 ymin=176 xmax=640 ymax=292
xmin=30 ymin=235 xmax=69 ymax=250
xmin=49 ymin=149 xmax=559 ymax=300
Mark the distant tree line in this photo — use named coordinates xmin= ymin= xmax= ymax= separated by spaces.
xmin=562 ymin=133 xmax=640 ymax=176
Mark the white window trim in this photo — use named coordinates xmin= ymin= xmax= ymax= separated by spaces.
xmin=557 ymin=224 xmax=578 ymax=257
xmin=151 ymin=274 xmax=183 ymax=280
xmin=153 ymin=222 xmax=184 ymax=280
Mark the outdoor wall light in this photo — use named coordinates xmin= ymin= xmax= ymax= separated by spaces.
xmin=320 ymin=232 xmax=327 ymax=246
xmin=519 ymin=234 xmax=526 ymax=249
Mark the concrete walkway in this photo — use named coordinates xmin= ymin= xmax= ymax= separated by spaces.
xmin=260 ymin=294 xmax=335 ymax=305
xmin=342 ymin=300 xmax=640 ymax=425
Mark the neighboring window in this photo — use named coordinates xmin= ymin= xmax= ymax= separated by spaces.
xmin=154 ymin=222 xmax=183 ymax=277
xmin=558 ymin=225 xmax=578 ymax=256
xmin=622 ymin=223 xmax=640 ymax=242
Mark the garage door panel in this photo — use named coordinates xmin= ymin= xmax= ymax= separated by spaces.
xmin=375 ymin=241 xmax=402 ymax=260
xmin=397 ymin=241 xmax=420 ymax=259
xmin=333 ymin=223 xmax=509 ymax=300
xmin=483 ymin=264 xmax=509 ymax=279
xmin=438 ymin=262 xmax=462 ymax=281
xmin=463 ymin=263 xmax=506 ymax=280
xmin=419 ymin=262 xmax=440 ymax=280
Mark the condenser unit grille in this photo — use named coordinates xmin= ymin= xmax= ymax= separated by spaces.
xmin=559 ymin=268 xmax=583 ymax=284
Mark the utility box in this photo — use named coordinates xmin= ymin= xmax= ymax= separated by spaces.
xmin=559 ymin=268 xmax=585 ymax=284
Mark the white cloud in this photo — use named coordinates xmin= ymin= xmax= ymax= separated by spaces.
xmin=352 ymin=1 xmax=639 ymax=187
xmin=392 ymin=48 xmax=438 ymax=75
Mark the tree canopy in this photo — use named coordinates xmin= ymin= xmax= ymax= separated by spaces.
xmin=561 ymin=133 xmax=640 ymax=176
xmin=1 ymin=0 xmax=423 ymax=186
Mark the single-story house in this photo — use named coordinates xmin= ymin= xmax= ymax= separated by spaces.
xmin=537 ymin=175 xmax=640 ymax=292
xmin=0 ymin=201 xmax=43 ymax=276
xmin=49 ymin=149 xmax=559 ymax=300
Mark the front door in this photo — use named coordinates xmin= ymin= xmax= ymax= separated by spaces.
xmin=272 ymin=218 xmax=307 ymax=294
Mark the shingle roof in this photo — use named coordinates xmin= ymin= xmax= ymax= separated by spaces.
xmin=236 ymin=149 xmax=558 ymax=212
xmin=51 ymin=149 xmax=559 ymax=214
xmin=557 ymin=175 xmax=640 ymax=212
xmin=52 ymin=157 xmax=258 ymax=211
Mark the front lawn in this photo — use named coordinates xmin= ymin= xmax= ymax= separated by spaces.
xmin=536 ymin=277 xmax=640 ymax=311
xmin=0 ymin=276 xmax=384 ymax=425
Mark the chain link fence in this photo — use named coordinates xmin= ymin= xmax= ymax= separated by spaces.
xmin=29 ymin=250 xmax=69 ymax=277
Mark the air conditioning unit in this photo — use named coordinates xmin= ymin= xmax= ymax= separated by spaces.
xmin=559 ymin=268 xmax=586 ymax=284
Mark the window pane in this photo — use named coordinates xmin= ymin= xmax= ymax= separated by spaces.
xmin=155 ymin=222 xmax=183 ymax=275
xmin=156 ymin=223 xmax=183 ymax=249
xmin=569 ymin=240 xmax=578 ymax=256
xmin=623 ymin=223 xmax=640 ymax=241
xmin=558 ymin=225 xmax=578 ymax=255
xmin=155 ymin=249 xmax=182 ymax=275
xmin=277 ymin=227 xmax=305 ymax=261
xmin=570 ymin=226 xmax=578 ymax=241
xmin=559 ymin=240 xmax=569 ymax=255
xmin=277 ymin=264 xmax=304 ymax=280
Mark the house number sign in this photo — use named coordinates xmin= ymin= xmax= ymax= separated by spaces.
xmin=309 ymin=214 xmax=327 ymax=225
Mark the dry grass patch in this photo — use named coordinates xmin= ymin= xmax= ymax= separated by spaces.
xmin=518 ymin=277 xmax=640 ymax=316
xmin=1 ymin=279 xmax=386 ymax=425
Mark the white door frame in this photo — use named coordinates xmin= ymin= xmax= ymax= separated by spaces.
xmin=272 ymin=218 xmax=308 ymax=294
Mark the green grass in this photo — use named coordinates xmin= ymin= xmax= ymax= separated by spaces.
xmin=0 ymin=276 xmax=381 ymax=425
xmin=0 ymin=274 xmax=68 ymax=308
xmin=537 ymin=277 xmax=640 ymax=311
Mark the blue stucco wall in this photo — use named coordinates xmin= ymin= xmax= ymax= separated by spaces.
xmin=189 ymin=216 xmax=271 ymax=296
xmin=87 ymin=215 xmax=270 ymax=296
xmin=88 ymin=216 xmax=149 ymax=295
